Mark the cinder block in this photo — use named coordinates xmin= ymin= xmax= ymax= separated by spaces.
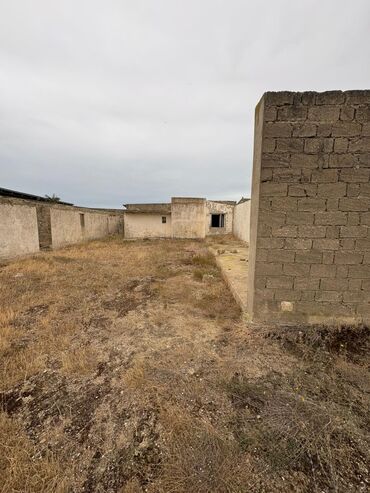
xmin=267 ymin=249 xmax=295 ymax=262
xmin=323 ymin=250 xmax=334 ymax=264
xmin=255 ymin=277 xmax=267 ymax=289
xmin=259 ymin=211 xmax=286 ymax=226
xmin=265 ymin=106 xmax=277 ymax=121
xmin=335 ymin=265 xmax=349 ymax=278
xmin=343 ymin=292 xmax=366 ymax=302
xmin=283 ymin=263 xmax=310 ymax=276
xmin=256 ymin=262 xmax=283 ymax=276
xmin=347 ymin=184 xmax=360 ymax=197
xmin=316 ymin=291 xmax=342 ymax=302
xmin=294 ymin=277 xmax=320 ymax=290
xmin=349 ymin=265 xmax=370 ymax=278
xmin=255 ymin=288 xmax=275 ymax=300
xmin=340 ymin=226 xmax=368 ymax=238
xmin=317 ymin=123 xmax=332 ymax=137
xmin=261 ymin=153 xmax=290 ymax=168
xmin=359 ymin=183 xmax=370 ymax=197
xmin=348 ymin=279 xmax=362 ymax=290
xmin=295 ymin=250 xmax=322 ymax=263
xmin=266 ymin=276 xmax=294 ymax=289
xmin=316 ymin=91 xmax=345 ymax=105
xmin=361 ymin=212 xmax=370 ymax=225
xmin=298 ymin=225 xmax=326 ymax=238
xmin=346 ymin=90 xmax=370 ymax=105
xmin=311 ymin=169 xmax=338 ymax=183
xmin=355 ymin=239 xmax=370 ymax=250
xmin=364 ymin=252 xmax=370 ymax=264
xmin=261 ymin=169 xmax=273 ymax=181
xmin=334 ymin=251 xmax=364 ymax=264
xmin=340 ymin=106 xmax=355 ymax=121
xmin=304 ymin=138 xmax=333 ymax=154
xmin=310 ymin=264 xmax=336 ymax=278
xmin=276 ymin=138 xmax=304 ymax=153
xmin=273 ymin=168 xmax=302 ymax=182
xmin=263 ymin=138 xmax=276 ymax=152
xmin=320 ymin=278 xmax=348 ymax=290
xmin=278 ymin=106 xmax=307 ymax=121
xmin=288 ymin=184 xmax=317 ymax=197
xmin=355 ymin=106 xmax=370 ymax=122
xmin=348 ymin=213 xmax=360 ymax=226
xmin=314 ymin=212 xmax=347 ymax=225
xmin=313 ymin=238 xmax=340 ymax=250
xmin=362 ymin=123 xmax=370 ymax=136
xmin=334 ymin=138 xmax=349 ymax=153
xmin=317 ymin=183 xmax=347 ymax=198
xmin=292 ymin=123 xmax=317 ymax=137
xmin=308 ymin=106 xmax=340 ymax=122
xmin=332 ymin=122 xmax=361 ymax=137
xmin=260 ymin=182 xmax=288 ymax=197
xmin=329 ymin=154 xmax=358 ymax=168
xmin=264 ymin=122 xmax=293 ymax=138
xmin=285 ymin=238 xmax=312 ymax=249
xmin=265 ymin=92 xmax=295 ymax=106
xmin=286 ymin=212 xmax=314 ymax=225
xmin=298 ymin=198 xmax=326 ymax=212
xmin=326 ymin=226 xmax=340 ymax=238
xmin=340 ymin=168 xmax=370 ymax=183
xmin=274 ymin=290 xmax=302 ymax=301
xmin=271 ymin=197 xmax=298 ymax=211
xmin=357 ymin=154 xmax=370 ymax=168
xmin=340 ymin=239 xmax=356 ymax=249
xmin=301 ymin=291 xmax=315 ymax=301
xmin=258 ymin=223 xmax=272 ymax=237
xmin=339 ymin=198 xmax=369 ymax=211
xmin=272 ymin=225 xmax=298 ymax=237
xmin=349 ymin=138 xmax=370 ymax=153
xmin=291 ymin=153 xmax=325 ymax=169
xmin=257 ymin=237 xmax=285 ymax=249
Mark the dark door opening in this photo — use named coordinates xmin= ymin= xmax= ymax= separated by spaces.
xmin=211 ymin=214 xmax=225 ymax=228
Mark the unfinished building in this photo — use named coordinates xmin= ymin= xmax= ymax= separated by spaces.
xmin=123 ymin=197 xmax=247 ymax=240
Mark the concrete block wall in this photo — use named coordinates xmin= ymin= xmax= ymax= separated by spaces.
xmin=248 ymin=90 xmax=370 ymax=324
xmin=233 ymin=200 xmax=251 ymax=243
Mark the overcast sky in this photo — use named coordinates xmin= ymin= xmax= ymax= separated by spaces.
xmin=1 ymin=1 xmax=370 ymax=207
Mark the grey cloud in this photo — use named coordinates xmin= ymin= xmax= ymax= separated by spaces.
xmin=1 ymin=0 xmax=369 ymax=207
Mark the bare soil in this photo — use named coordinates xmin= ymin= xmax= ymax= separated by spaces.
xmin=0 ymin=236 xmax=369 ymax=492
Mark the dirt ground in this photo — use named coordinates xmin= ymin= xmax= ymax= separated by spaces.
xmin=0 ymin=236 xmax=369 ymax=493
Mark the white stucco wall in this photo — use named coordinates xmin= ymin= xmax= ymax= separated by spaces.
xmin=50 ymin=208 xmax=123 ymax=248
xmin=233 ymin=200 xmax=251 ymax=243
xmin=124 ymin=213 xmax=172 ymax=239
xmin=0 ymin=203 xmax=40 ymax=259
xmin=206 ymin=201 xmax=234 ymax=236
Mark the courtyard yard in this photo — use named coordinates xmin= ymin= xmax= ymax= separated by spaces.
xmin=0 ymin=236 xmax=369 ymax=493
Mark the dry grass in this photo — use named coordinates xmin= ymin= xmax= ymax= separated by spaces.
xmin=0 ymin=236 xmax=368 ymax=492
xmin=0 ymin=412 xmax=69 ymax=493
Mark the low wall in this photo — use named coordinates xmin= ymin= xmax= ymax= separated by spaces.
xmin=0 ymin=197 xmax=123 ymax=259
xmin=233 ymin=200 xmax=251 ymax=243
xmin=0 ymin=200 xmax=39 ymax=259
xmin=124 ymin=213 xmax=172 ymax=239
xmin=50 ymin=207 xmax=123 ymax=248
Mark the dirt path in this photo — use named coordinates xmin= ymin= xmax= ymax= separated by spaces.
xmin=0 ymin=237 xmax=369 ymax=492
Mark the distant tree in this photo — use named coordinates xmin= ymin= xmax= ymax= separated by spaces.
xmin=45 ymin=193 xmax=61 ymax=202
